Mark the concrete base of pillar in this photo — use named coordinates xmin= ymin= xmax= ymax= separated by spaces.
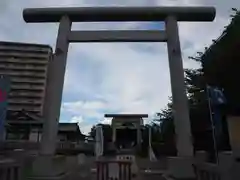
xmin=167 ymin=156 xmax=195 ymax=179
xmin=30 ymin=155 xmax=69 ymax=180
xmin=218 ymin=151 xmax=233 ymax=180
xmin=195 ymin=151 xmax=208 ymax=163
xmin=29 ymin=173 xmax=69 ymax=180
xmin=227 ymin=116 xmax=240 ymax=157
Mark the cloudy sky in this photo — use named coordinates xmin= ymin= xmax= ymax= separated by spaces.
xmin=0 ymin=0 xmax=239 ymax=134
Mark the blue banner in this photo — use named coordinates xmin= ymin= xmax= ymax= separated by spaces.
xmin=207 ymin=85 xmax=226 ymax=106
xmin=206 ymin=85 xmax=226 ymax=146
xmin=0 ymin=75 xmax=11 ymax=141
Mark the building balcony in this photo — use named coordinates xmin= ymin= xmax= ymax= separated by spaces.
xmin=7 ymin=99 xmax=42 ymax=105
xmin=0 ymin=70 xmax=46 ymax=78
xmin=0 ymin=51 xmax=51 ymax=59
xmin=11 ymin=84 xmax=45 ymax=91
xmin=7 ymin=105 xmax=42 ymax=112
xmin=8 ymin=91 xmax=44 ymax=98
xmin=0 ymin=57 xmax=49 ymax=64
xmin=0 ymin=45 xmax=51 ymax=54
xmin=0 ymin=64 xmax=47 ymax=72
xmin=10 ymin=77 xmax=46 ymax=84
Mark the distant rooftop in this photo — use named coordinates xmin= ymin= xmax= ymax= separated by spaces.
xmin=58 ymin=123 xmax=80 ymax=132
xmin=104 ymin=114 xmax=148 ymax=118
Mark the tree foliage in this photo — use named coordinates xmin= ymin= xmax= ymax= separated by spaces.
xmin=89 ymin=123 xmax=112 ymax=142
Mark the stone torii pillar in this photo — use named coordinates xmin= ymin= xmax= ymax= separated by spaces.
xmin=23 ymin=6 xmax=215 ymax=179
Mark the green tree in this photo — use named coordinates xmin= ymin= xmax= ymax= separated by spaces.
xmin=155 ymin=53 xmax=213 ymax=153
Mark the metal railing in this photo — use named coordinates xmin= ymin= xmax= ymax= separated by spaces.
xmin=192 ymin=162 xmax=221 ymax=180
xmin=96 ymin=160 xmax=132 ymax=180
xmin=3 ymin=140 xmax=84 ymax=149
xmin=0 ymin=159 xmax=21 ymax=180
xmin=3 ymin=140 xmax=39 ymax=150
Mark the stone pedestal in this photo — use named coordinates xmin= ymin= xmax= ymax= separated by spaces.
xmin=168 ymin=156 xmax=195 ymax=179
xmin=227 ymin=116 xmax=240 ymax=157
xmin=218 ymin=151 xmax=233 ymax=180
xmin=226 ymin=116 xmax=240 ymax=180
xmin=219 ymin=151 xmax=232 ymax=168
xmin=30 ymin=155 xmax=69 ymax=180
xmin=195 ymin=151 xmax=208 ymax=163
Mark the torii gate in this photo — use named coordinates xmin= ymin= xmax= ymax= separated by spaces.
xmin=23 ymin=6 xmax=215 ymax=179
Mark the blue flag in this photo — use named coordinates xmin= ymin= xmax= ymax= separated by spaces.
xmin=206 ymin=85 xmax=226 ymax=146
xmin=207 ymin=85 xmax=226 ymax=106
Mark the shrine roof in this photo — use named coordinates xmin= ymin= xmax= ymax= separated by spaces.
xmin=104 ymin=114 xmax=148 ymax=118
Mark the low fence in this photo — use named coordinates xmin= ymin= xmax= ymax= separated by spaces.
xmin=192 ymin=151 xmax=233 ymax=180
xmin=2 ymin=140 xmax=93 ymax=152
xmin=3 ymin=141 xmax=39 ymax=150
xmin=96 ymin=160 xmax=132 ymax=180
xmin=192 ymin=162 xmax=221 ymax=180
xmin=0 ymin=159 xmax=21 ymax=180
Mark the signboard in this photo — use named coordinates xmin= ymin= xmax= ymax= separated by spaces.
xmin=0 ymin=75 xmax=11 ymax=141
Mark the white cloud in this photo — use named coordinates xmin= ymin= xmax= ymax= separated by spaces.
xmin=70 ymin=116 xmax=84 ymax=124
xmin=1 ymin=0 xmax=239 ymax=135
xmin=62 ymin=100 xmax=106 ymax=120
xmin=70 ymin=115 xmax=93 ymax=135
xmin=99 ymin=118 xmax=112 ymax=124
